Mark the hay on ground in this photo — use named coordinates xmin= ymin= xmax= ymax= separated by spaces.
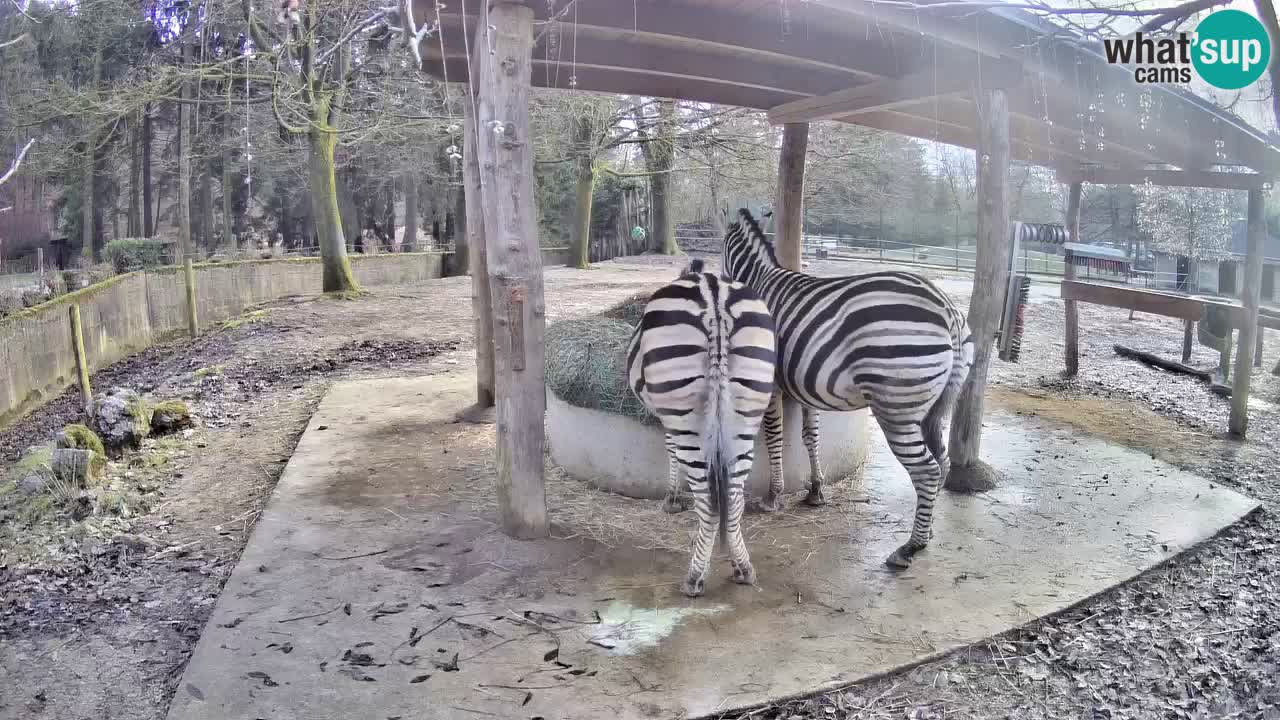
xmin=598 ymin=292 xmax=652 ymax=326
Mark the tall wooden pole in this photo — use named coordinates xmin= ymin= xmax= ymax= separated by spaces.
xmin=463 ymin=84 xmax=494 ymax=408
xmin=775 ymin=122 xmax=808 ymax=269
xmin=947 ymin=89 xmax=1010 ymax=493
xmin=1229 ymin=189 xmax=1266 ymax=438
xmin=1063 ymin=181 xmax=1083 ymax=376
xmin=474 ymin=2 xmax=548 ymax=539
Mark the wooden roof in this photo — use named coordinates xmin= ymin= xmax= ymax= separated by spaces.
xmin=417 ymin=0 xmax=1280 ymax=178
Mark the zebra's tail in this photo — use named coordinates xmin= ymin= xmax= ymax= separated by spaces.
xmin=922 ymin=320 xmax=974 ymax=474
xmin=702 ymin=319 xmax=733 ymax=548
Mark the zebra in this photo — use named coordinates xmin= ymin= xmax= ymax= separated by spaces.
xmin=721 ymin=208 xmax=974 ymax=570
xmin=626 ymin=258 xmax=777 ymax=597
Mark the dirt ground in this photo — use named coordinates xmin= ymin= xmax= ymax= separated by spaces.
xmin=2 ymin=254 xmax=1278 ymax=720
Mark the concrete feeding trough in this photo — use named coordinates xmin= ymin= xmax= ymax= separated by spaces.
xmin=546 ymin=390 xmax=869 ymax=499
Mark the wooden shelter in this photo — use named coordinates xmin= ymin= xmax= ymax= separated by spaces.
xmin=415 ymin=0 xmax=1279 ymax=537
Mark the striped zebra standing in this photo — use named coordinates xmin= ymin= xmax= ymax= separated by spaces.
xmin=721 ymin=208 xmax=974 ymax=570
xmin=627 ymin=259 xmax=777 ymax=597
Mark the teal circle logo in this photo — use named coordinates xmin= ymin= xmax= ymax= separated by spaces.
xmin=1192 ymin=9 xmax=1271 ymax=90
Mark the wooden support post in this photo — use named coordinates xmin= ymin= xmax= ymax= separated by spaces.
xmin=68 ymin=304 xmax=93 ymax=416
xmin=1229 ymin=189 xmax=1266 ymax=438
xmin=183 ymin=258 xmax=199 ymax=338
xmin=463 ymin=90 xmax=495 ymax=408
xmin=474 ymin=2 xmax=548 ymax=539
xmin=1182 ymin=319 xmax=1194 ymax=363
xmin=774 ymin=122 xmax=808 ymax=269
xmin=947 ymin=89 xmax=1010 ymax=493
xmin=1063 ymin=181 xmax=1083 ymax=376
xmin=1255 ymin=328 xmax=1264 ymax=368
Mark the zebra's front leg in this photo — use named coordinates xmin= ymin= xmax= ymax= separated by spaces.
xmin=753 ymin=393 xmax=786 ymax=513
xmin=877 ymin=415 xmax=942 ymax=570
xmin=680 ymin=473 xmax=716 ymax=597
xmin=661 ymin=433 xmax=691 ymax=514
xmin=801 ymin=407 xmax=828 ymax=507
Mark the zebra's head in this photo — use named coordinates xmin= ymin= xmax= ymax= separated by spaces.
xmin=722 ymin=208 xmax=778 ymax=284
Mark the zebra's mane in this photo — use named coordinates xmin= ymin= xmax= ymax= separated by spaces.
xmin=727 ymin=208 xmax=780 ymax=268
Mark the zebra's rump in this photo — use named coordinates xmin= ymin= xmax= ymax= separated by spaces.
xmin=765 ymin=271 xmax=963 ymax=411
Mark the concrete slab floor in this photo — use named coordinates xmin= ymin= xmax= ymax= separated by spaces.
xmin=167 ymin=372 xmax=1259 ymax=720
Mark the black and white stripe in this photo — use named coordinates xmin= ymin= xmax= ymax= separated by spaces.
xmin=627 ymin=259 xmax=777 ymax=597
xmin=722 ymin=209 xmax=974 ymax=569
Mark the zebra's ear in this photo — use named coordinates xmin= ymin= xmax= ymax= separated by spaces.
xmin=761 ymin=210 xmax=773 ymax=219
xmin=683 ymin=258 xmax=706 ymax=276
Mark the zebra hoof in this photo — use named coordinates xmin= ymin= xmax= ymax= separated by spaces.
xmin=750 ymin=493 xmax=783 ymax=514
xmin=731 ymin=563 xmax=755 ymax=586
xmin=662 ymin=493 xmax=692 ymax=514
xmin=680 ymin=575 xmax=706 ymax=598
xmin=885 ymin=543 xmax=926 ymax=570
xmin=802 ymin=486 xmax=827 ymax=507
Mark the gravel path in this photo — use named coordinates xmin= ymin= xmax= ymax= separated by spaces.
xmin=2 ymin=255 xmax=1278 ymax=720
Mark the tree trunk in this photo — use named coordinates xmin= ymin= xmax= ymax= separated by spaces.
xmin=774 ymin=122 xmax=808 ymax=269
xmin=128 ymin=115 xmax=142 ymax=237
xmin=1064 ymin=182 xmax=1082 ymax=376
xmin=463 ymin=96 xmax=493 ymax=404
xmin=1229 ymin=189 xmax=1266 ymax=438
xmin=222 ymin=146 xmax=236 ymax=250
xmin=382 ymin=180 xmax=396 ymax=249
xmin=570 ymin=114 xmax=595 ymax=269
xmin=647 ymin=99 xmax=678 ymax=254
xmin=177 ymin=38 xmax=194 ymax=261
xmin=452 ymin=183 xmax=466 ymax=269
xmin=200 ymin=165 xmax=215 ymax=252
xmin=142 ymin=103 xmax=154 ymax=238
xmin=308 ymin=123 xmax=359 ymax=293
xmin=475 ymin=1 xmax=548 ymax=538
xmin=947 ymin=88 xmax=1010 ymax=494
xmin=81 ymin=42 xmax=103 ymax=261
xmin=403 ymin=171 xmax=418 ymax=252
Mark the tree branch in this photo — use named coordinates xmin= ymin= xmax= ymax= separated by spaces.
xmin=0 ymin=32 xmax=31 ymax=50
xmin=0 ymin=139 xmax=34 ymax=187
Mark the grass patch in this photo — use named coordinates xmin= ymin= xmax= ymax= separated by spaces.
xmin=221 ymin=309 xmax=269 ymax=330
xmin=193 ymin=364 xmax=225 ymax=379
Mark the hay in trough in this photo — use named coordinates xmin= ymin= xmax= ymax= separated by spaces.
xmin=598 ymin=292 xmax=651 ymax=326
xmin=544 ymin=314 xmax=659 ymax=425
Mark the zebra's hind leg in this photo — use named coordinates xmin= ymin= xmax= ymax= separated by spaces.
xmin=876 ymin=413 xmax=942 ymax=570
xmin=752 ymin=393 xmax=786 ymax=513
xmin=661 ymin=433 xmax=691 ymax=514
xmin=680 ymin=476 xmax=716 ymax=597
xmin=724 ymin=451 xmax=755 ymax=586
xmin=801 ymin=407 xmax=828 ymax=507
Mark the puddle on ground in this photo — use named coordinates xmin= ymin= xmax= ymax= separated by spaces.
xmin=589 ymin=600 xmax=728 ymax=655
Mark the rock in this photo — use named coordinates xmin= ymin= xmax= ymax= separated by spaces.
xmin=151 ymin=400 xmax=194 ymax=434
xmin=92 ymin=389 xmax=151 ymax=451
xmin=18 ymin=473 xmax=50 ymax=495
xmin=51 ymin=448 xmax=101 ymax=488
xmin=56 ymin=424 xmax=107 ymax=475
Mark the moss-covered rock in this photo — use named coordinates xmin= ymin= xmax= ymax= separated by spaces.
xmin=11 ymin=445 xmax=54 ymax=495
xmin=57 ymin=424 xmax=108 ymax=477
xmin=151 ymin=400 xmax=193 ymax=434
xmin=92 ymin=388 xmax=152 ymax=452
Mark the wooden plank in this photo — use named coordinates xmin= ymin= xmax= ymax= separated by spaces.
xmin=774 ymin=122 xmax=807 ymax=270
xmin=1114 ymin=345 xmax=1212 ymax=382
xmin=1229 ymin=189 xmax=1265 ymax=439
xmin=435 ymin=20 xmax=862 ymax=101
xmin=1182 ymin=319 xmax=1194 ymax=363
xmin=768 ymin=59 xmax=1021 ymax=125
xmin=462 ymin=84 xmax=494 ymax=408
xmin=948 ymin=88 xmax=1009 ymax=492
xmin=1063 ymin=182 xmax=1082 ymax=377
xmin=1057 ymin=167 xmax=1273 ymax=191
xmin=1060 ymin=280 xmax=1205 ymax=321
xmin=474 ymin=2 xmax=548 ymax=539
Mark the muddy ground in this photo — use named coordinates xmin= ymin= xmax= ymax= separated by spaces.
xmin=1 ymin=254 xmax=1278 ymax=719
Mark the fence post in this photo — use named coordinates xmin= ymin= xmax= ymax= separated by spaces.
xmin=183 ymin=258 xmax=199 ymax=337
xmin=37 ymin=247 xmax=44 ymax=284
xmin=69 ymin=304 xmax=94 ymax=416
